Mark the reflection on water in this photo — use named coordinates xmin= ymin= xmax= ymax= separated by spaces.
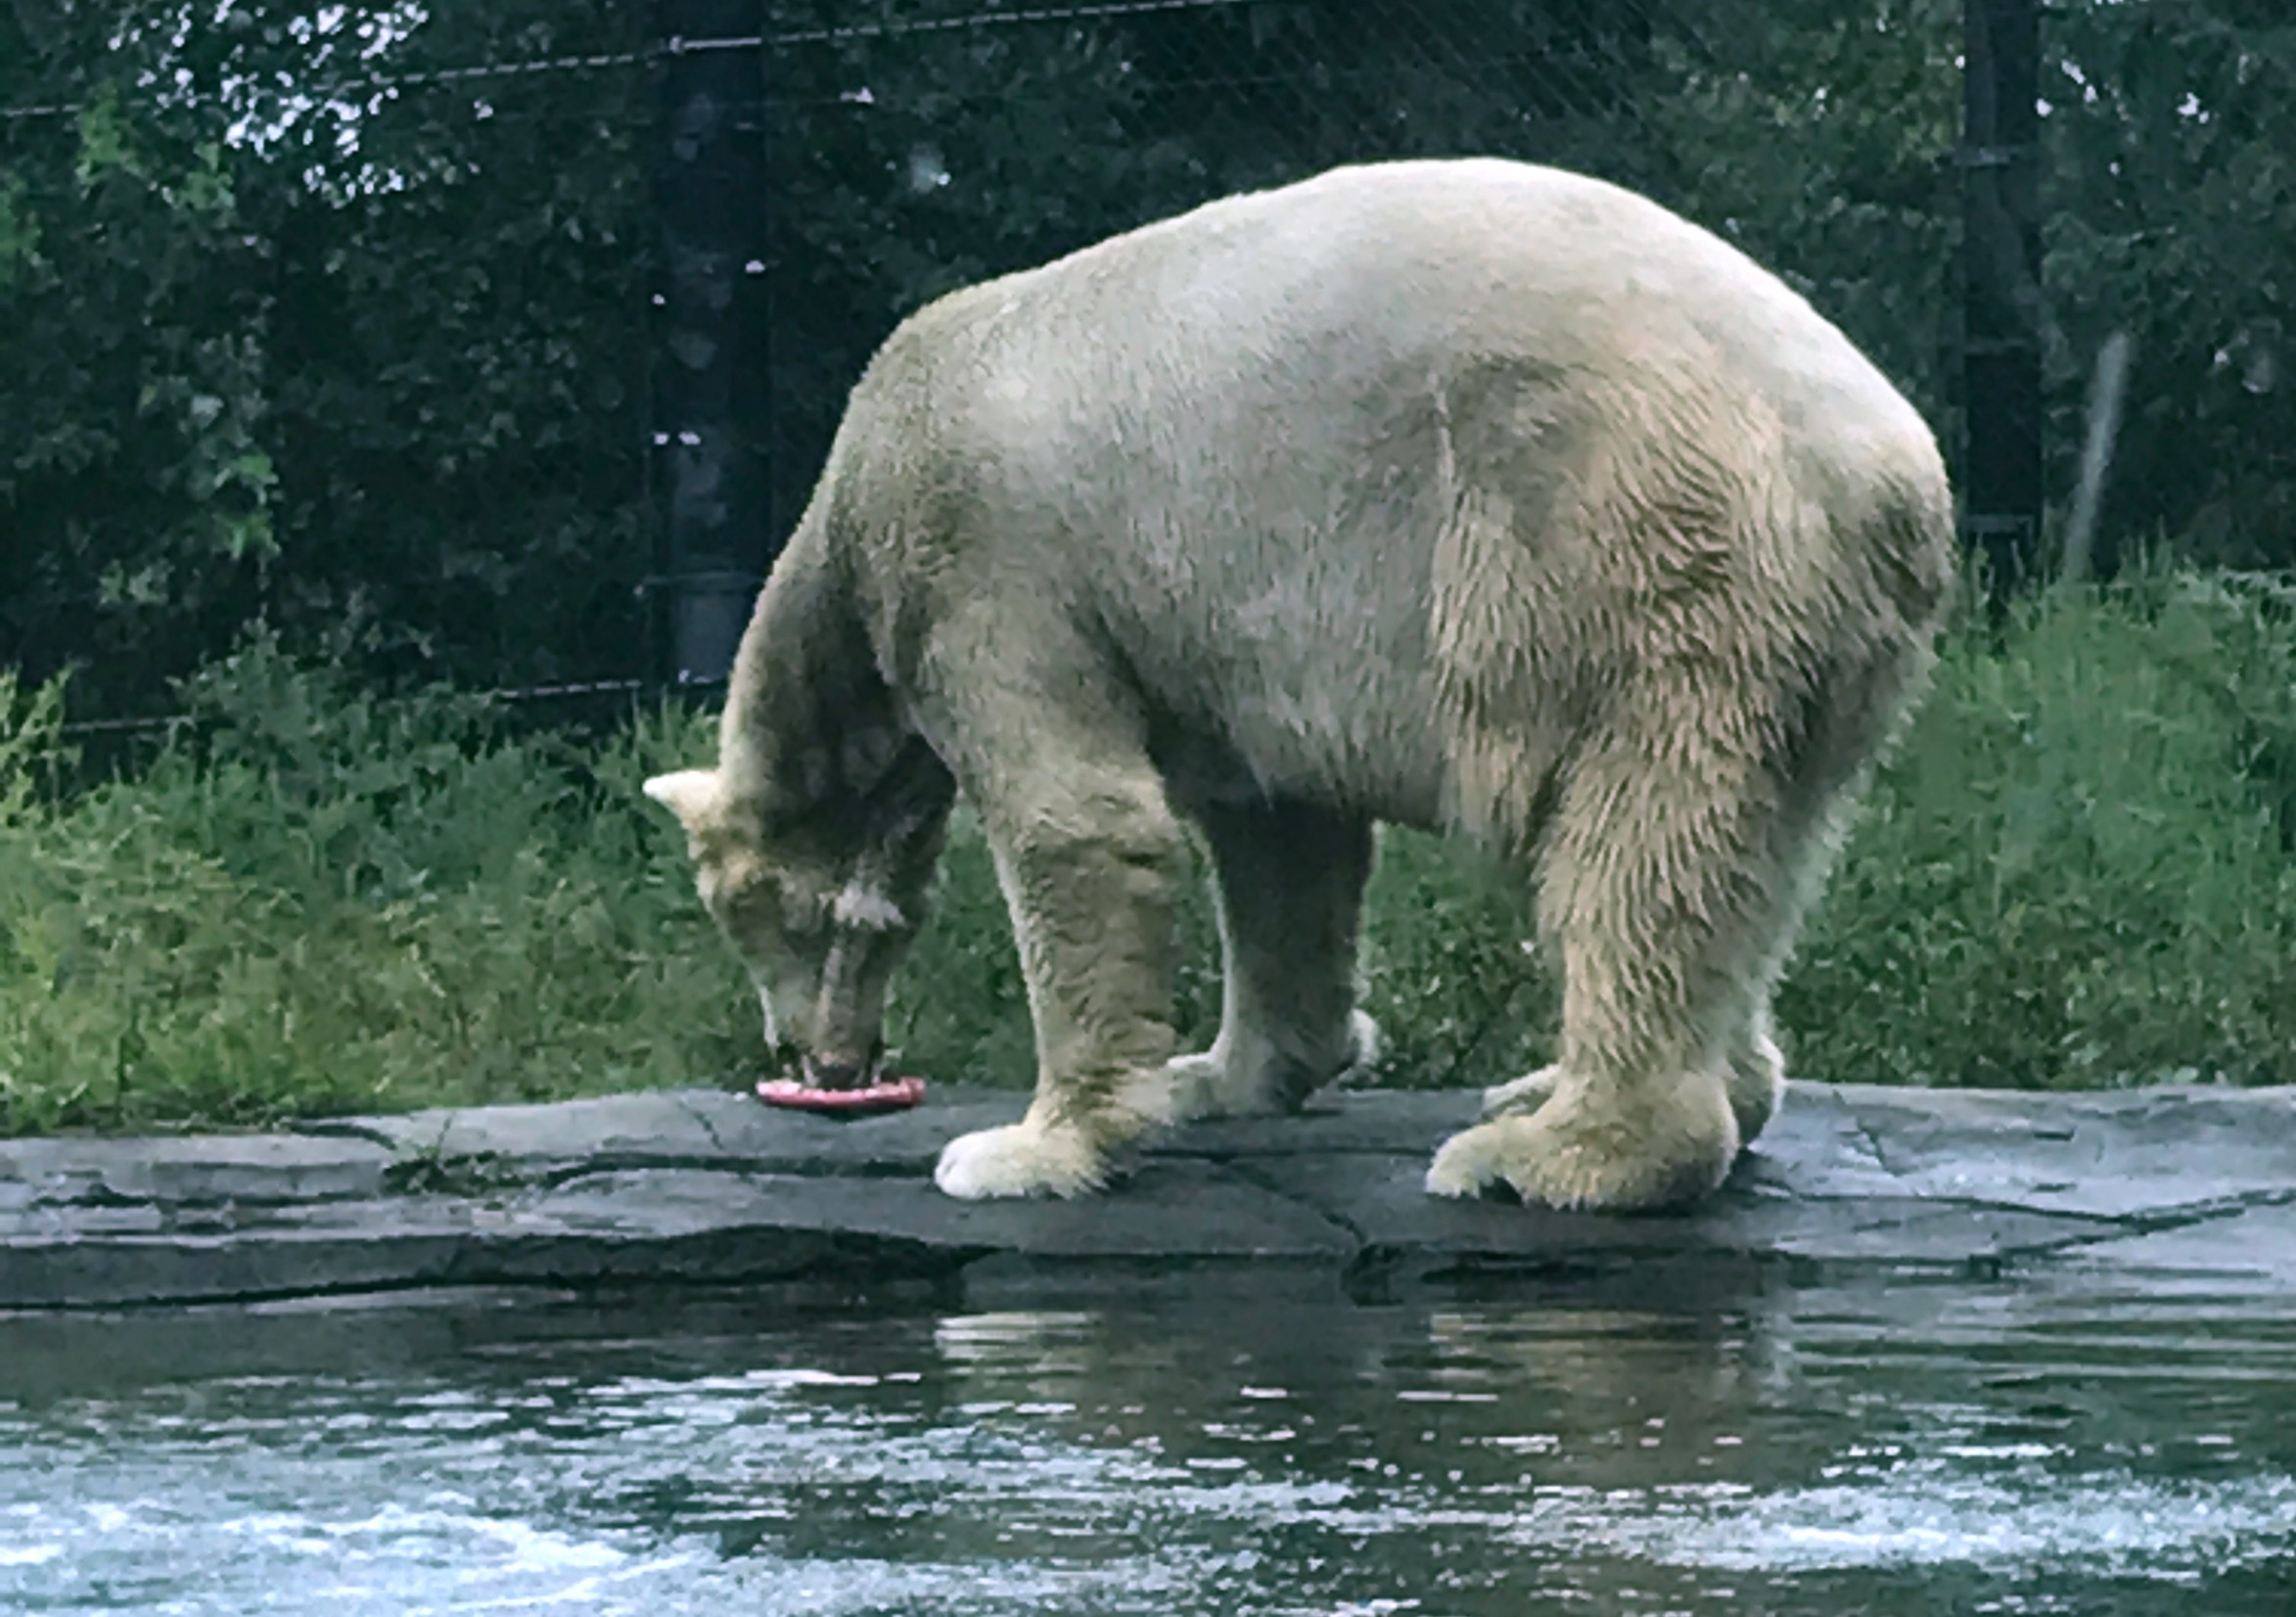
xmin=1 ymin=1277 xmax=2292 ymax=1615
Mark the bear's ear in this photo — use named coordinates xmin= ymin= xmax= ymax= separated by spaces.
xmin=642 ymin=768 xmax=722 ymax=833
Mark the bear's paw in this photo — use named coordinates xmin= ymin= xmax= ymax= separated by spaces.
xmin=1425 ymin=1079 xmax=1738 ymax=1213
xmin=934 ymin=1122 xmax=1109 ymax=1200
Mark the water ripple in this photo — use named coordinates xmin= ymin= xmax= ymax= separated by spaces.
xmin=1 ymin=1287 xmax=2291 ymax=1615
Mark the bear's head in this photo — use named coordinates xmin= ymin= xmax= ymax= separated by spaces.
xmin=643 ymin=749 xmax=952 ymax=1089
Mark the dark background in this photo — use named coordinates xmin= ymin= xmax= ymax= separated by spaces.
xmin=2 ymin=0 xmax=2289 ymax=721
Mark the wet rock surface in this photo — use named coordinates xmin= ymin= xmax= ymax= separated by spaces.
xmin=2 ymin=1083 xmax=2291 ymax=1311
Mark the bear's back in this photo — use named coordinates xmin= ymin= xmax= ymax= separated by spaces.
xmin=808 ymin=159 xmax=1951 ymax=834
xmin=879 ymin=158 xmax=1925 ymax=466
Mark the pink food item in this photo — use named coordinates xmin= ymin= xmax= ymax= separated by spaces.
xmin=754 ymin=1074 xmax=928 ymax=1117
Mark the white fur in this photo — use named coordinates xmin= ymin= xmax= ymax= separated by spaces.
xmin=935 ymin=1122 xmax=1108 ymax=1200
xmin=1427 ymin=1068 xmax=1741 ymax=1210
xmin=832 ymin=881 xmax=907 ymax=933
xmin=649 ymin=158 xmax=1955 ymax=1214
xmin=642 ymin=769 xmax=716 ymax=824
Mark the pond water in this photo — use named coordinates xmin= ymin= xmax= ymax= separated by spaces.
xmin=1 ymin=1274 xmax=2292 ymax=1615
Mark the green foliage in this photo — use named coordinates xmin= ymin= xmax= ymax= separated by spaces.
xmin=5 ymin=568 xmax=2293 ymax=1137
xmin=1359 ymin=832 xmax=1554 ymax=1093
xmin=0 ymin=1 xmax=653 ymax=710
xmin=2044 ymin=3 xmax=2296 ymax=568
xmin=875 ymin=809 xmax=1038 ymax=1091
xmin=0 ymin=639 xmax=755 ymax=1133
xmin=6 ymin=0 xmax=2292 ymax=717
xmin=0 ymin=671 xmax=69 ymax=830
xmin=1785 ymin=565 xmax=2296 ymax=1088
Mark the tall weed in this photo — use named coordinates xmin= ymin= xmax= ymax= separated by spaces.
xmin=1783 ymin=569 xmax=2296 ymax=1087
xmin=0 ymin=670 xmax=67 ymax=828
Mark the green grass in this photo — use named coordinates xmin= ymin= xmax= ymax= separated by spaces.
xmin=4 ymin=564 xmax=2295 ymax=1136
xmin=1781 ymin=567 xmax=2296 ymax=1088
xmin=0 ymin=645 xmax=759 ymax=1133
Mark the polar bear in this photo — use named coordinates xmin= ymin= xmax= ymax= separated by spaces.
xmin=644 ymin=158 xmax=1954 ymax=1213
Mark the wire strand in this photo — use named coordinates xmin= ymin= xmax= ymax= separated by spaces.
xmin=0 ymin=0 xmax=1277 ymax=121
xmin=55 ymin=676 xmax=651 ymax=740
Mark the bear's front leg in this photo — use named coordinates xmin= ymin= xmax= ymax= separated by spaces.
xmin=932 ymin=769 xmax=1192 ymax=1200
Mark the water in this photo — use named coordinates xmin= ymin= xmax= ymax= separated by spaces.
xmin=2 ymin=1274 xmax=2293 ymax=1614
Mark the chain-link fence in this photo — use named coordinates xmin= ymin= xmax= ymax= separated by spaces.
xmin=2 ymin=1 xmax=2289 ymax=728
xmin=754 ymin=0 xmax=1744 ymax=541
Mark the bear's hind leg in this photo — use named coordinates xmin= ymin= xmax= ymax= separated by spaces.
xmin=1469 ymin=669 xmax=1890 ymax=1161
xmin=1164 ymin=798 xmax=1378 ymax=1119
xmin=1483 ymin=1001 xmax=1781 ymax=1144
xmin=1427 ymin=709 xmax=1789 ymax=1212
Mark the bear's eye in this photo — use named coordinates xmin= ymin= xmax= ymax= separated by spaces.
xmin=703 ymin=860 xmax=783 ymax=926
xmin=765 ymin=874 xmax=840 ymax=939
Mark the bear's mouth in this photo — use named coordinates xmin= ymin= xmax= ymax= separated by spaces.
xmin=757 ymin=1042 xmax=924 ymax=1117
xmin=795 ymin=1049 xmax=887 ymax=1093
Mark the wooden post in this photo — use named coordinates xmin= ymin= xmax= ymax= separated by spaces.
xmin=1960 ymin=0 xmax=2044 ymax=595
xmin=648 ymin=0 xmax=770 ymax=691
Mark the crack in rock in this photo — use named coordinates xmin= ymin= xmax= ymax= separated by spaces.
xmin=671 ymin=1094 xmax=732 ymax=1155
xmin=1223 ymin=1157 xmax=1369 ymax=1253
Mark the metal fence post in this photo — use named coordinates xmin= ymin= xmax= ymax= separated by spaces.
xmin=1959 ymin=0 xmax=2044 ymax=596
xmin=647 ymin=0 xmax=770 ymax=693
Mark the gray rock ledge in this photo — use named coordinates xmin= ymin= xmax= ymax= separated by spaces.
xmin=2 ymin=1083 xmax=2292 ymax=1313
